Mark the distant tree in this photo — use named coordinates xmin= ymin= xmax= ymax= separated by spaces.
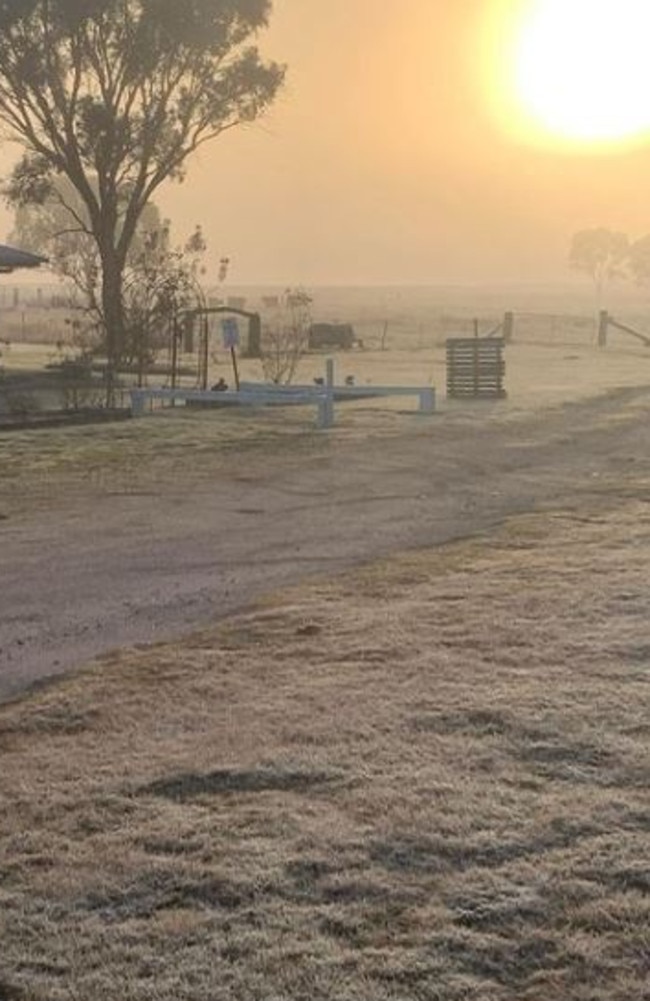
xmin=10 ymin=179 xmax=210 ymax=386
xmin=0 ymin=0 xmax=285 ymax=398
xmin=626 ymin=234 xmax=650 ymax=286
xmin=569 ymin=228 xmax=629 ymax=310
xmin=8 ymin=176 xmax=162 ymax=333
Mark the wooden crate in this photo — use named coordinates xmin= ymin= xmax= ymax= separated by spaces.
xmin=446 ymin=337 xmax=506 ymax=399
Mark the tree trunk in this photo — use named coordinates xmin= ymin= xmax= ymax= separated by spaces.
xmin=100 ymin=247 xmax=126 ymax=407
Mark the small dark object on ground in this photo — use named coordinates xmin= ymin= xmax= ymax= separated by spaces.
xmin=296 ymin=623 xmax=322 ymax=637
xmin=211 ymin=378 xmax=228 ymax=392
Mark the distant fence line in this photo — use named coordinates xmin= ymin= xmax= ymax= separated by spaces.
xmin=351 ymin=311 xmax=605 ymax=350
xmin=424 ymin=312 xmax=650 ymax=349
xmin=511 ymin=311 xmax=596 ymax=344
xmin=3 ymin=303 xmax=650 ymax=352
xmin=596 ymin=310 xmax=650 ymax=349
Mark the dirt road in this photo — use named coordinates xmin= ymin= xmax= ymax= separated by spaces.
xmin=2 ymin=387 xmax=649 ymax=701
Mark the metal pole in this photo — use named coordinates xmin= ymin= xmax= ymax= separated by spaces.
xmin=324 ymin=357 xmax=335 ymax=428
xmin=171 ymin=316 xmax=179 ymax=389
xmin=201 ymin=315 xmax=209 ymax=390
xmin=230 ymin=346 xmax=240 ymax=391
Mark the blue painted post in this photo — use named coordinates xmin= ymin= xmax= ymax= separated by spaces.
xmin=130 ymin=390 xmax=145 ymax=417
xmin=324 ymin=357 xmax=335 ymax=428
xmin=418 ymin=388 xmax=436 ymax=413
xmin=317 ymin=397 xmax=328 ymax=429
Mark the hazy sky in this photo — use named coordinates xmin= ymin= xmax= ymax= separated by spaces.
xmin=3 ymin=0 xmax=650 ymax=286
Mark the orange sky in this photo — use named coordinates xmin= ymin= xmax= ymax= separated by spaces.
xmin=3 ymin=0 xmax=650 ymax=285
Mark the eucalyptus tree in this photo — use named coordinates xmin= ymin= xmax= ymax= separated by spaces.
xmin=9 ymin=176 xmax=163 ymax=326
xmin=0 ymin=0 xmax=284 ymax=395
xmin=569 ymin=228 xmax=629 ymax=312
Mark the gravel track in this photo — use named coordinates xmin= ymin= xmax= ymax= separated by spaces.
xmin=2 ymin=387 xmax=649 ymax=701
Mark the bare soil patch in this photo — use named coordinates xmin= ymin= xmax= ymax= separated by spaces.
xmin=1 ymin=494 xmax=649 ymax=999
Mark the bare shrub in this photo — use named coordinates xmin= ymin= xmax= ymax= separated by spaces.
xmin=260 ymin=287 xmax=312 ymax=384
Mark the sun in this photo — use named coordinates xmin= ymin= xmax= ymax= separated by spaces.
xmin=486 ymin=0 xmax=650 ymax=149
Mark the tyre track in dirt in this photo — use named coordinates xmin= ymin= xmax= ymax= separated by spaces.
xmin=2 ymin=387 xmax=649 ymax=702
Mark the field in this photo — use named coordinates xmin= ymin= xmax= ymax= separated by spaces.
xmin=1 ymin=286 xmax=649 ymax=999
xmin=1 ymin=499 xmax=649 ymax=1000
xmin=3 ymin=280 xmax=650 ymax=417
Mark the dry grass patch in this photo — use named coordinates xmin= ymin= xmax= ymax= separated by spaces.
xmin=0 ymin=502 xmax=649 ymax=999
xmin=0 ymin=407 xmax=323 ymax=516
xmin=4 ymin=339 xmax=650 ymax=521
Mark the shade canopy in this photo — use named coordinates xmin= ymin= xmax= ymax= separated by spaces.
xmin=0 ymin=244 xmax=48 ymax=272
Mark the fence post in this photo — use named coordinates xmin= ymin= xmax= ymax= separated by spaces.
xmin=503 ymin=311 xmax=514 ymax=343
xmin=598 ymin=310 xmax=609 ymax=348
xmin=323 ymin=357 xmax=335 ymax=428
xmin=248 ymin=313 xmax=262 ymax=358
xmin=316 ymin=397 xmax=328 ymax=429
xmin=418 ymin=388 xmax=435 ymax=413
xmin=130 ymin=390 xmax=145 ymax=417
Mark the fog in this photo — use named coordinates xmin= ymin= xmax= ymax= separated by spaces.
xmin=152 ymin=0 xmax=650 ymax=286
xmin=2 ymin=0 xmax=650 ymax=286
xmin=3 ymin=8 xmax=650 ymax=994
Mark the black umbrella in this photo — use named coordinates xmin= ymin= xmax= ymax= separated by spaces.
xmin=0 ymin=244 xmax=48 ymax=272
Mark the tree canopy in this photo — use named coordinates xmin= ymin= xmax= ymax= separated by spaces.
xmin=626 ymin=235 xmax=650 ymax=286
xmin=7 ymin=176 xmax=204 ymax=376
xmin=9 ymin=175 xmax=162 ymax=304
xmin=569 ymin=228 xmax=629 ymax=301
xmin=0 ymin=0 xmax=284 ymax=390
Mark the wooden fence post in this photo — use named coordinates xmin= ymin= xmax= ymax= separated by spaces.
xmin=503 ymin=311 xmax=514 ymax=343
xmin=248 ymin=313 xmax=262 ymax=358
xmin=598 ymin=310 xmax=609 ymax=348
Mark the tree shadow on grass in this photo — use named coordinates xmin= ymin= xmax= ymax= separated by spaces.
xmin=369 ymin=817 xmax=600 ymax=876
xmin=81 ymin=872 xmax=256 ymax=921
xmin=0 ymin=981 xmax=27 ymax=1001
xmin=139 ymin=767 xmax=336 ymax=802
xmin=409 ymin=709 xmax=630 ymax=786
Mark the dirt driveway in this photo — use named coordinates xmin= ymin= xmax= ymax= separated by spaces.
xmin=2 ymin=386 xmax=649 ymax=702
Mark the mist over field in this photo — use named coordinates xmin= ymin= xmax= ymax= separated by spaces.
xmin=3 ymin=1 xmax=650 ymax=286
xmin=1 ymin=2 xmax=650 ymax=999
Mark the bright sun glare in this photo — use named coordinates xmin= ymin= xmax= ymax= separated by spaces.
xmin=493 ymin=0 xmax=650 ymax=148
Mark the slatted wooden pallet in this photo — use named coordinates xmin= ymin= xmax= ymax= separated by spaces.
xmin=446 ymin=337 xmax=506 ymax=399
